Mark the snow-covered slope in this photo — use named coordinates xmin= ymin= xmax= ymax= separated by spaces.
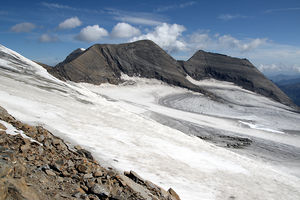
xmin=1 ymin=44 xmax=300 ymax=200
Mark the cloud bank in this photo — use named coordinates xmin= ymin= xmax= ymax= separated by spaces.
xmin=111 ymin=23 xmax=140 ymax=38
xmin=131 ymin=23 xmax=186 ymax=53
xmin=75 ymin=25 xmax=108 ymax=42
xmin=11 ymin=22 xmax=35 ymax=33
xmin=39 ymin=34 xmax=59 ymax=42
xmin=188 ymin=32 xmax=267 ymax=53
xmin=59 ymin=17 xmax=82 ymax=29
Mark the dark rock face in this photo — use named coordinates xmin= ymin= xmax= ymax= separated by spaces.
xmin=181 ymin=50 xmax=294 ymax=107
xmin=57 ymin=48 xmax=85 ymax=67
xmin=48 ymin=40 xmax=207 ymax=94
xmin=46 ymin=40 xmax=294 ymax=107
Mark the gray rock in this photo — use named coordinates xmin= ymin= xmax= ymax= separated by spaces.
xmin=37 ymin=135 xmax=45 ymax=142
xmin=90 ymin=184 xmax=110 ymax=197
xmin=181 ymin=50 xmax=294 ymax=107
xmin=93 ymin=170 xmax=103 ymax=177
xmin=45 ymin=40 xmax=296 ymax=108
xmin=83 ymin=173 xmax=93 ymax=179
xmin=168 ymin=188 xmax=181 ymax=200
xmin=124 ymin=170 xmax=144 ymax=184
xmin=47 ymin=40 xmax=208 ymax=96
xmin=45 ymin=169 xmax=56 ymax=176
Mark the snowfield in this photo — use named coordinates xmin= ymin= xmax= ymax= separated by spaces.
xmin=1 ymin=44 xmax=300 ymax=200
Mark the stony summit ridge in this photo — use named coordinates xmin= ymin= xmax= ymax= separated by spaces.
xmin=45 ymin=40 xmax=294 ymax=107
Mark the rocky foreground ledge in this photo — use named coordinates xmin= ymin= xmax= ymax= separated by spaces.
xmin=0 ymin=106 xmax=180 ymax=200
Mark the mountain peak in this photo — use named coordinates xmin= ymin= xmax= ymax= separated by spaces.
xmin=44 ymin=40 xmax=294 ymax=107
xmin=182 ymin=49 xmax=293 ymax=106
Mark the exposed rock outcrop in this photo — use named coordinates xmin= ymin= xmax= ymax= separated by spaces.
xmin=47 ymin=40 xmax=210 ymax=96
xmin=45 ymin=40 xmax=294 ymax=107
xmin=0 ymin=106 xmax=180 ymax=200
xmin=181 ymin=50 xmax=294 ymax=107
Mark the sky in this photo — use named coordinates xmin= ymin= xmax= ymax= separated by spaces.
xmin=0 ymin=0 xmax=300 ymax=76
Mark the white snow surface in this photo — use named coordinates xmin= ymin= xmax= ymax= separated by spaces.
xmin=1 ymin=45 xmax=300 ymax=200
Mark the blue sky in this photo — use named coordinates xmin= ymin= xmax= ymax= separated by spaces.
xmin=1 ymin=0 xmax=300 ymax=75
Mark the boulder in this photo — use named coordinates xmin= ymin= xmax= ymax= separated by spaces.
xmin=90 ymin=184 xmax=110 ymax=197
xmin=168 ymin=188 xmax=181 ymax=200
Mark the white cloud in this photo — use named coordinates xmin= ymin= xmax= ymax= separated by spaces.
xmin=115 ymin=16 xmax=162 ymax=26
xmin=188 ymin=32 xmax=267 ymax=53
xmin=58 ymin=17 xmax=82 ymax=29
xmin=264 ymin=7 xmax=300 ymax=13
xmin=218 ymin=14 xmax=248 ymax=21
xmin=130 ymin=23 xmax=186 ymax=53
xmin=111 ymin=23 xmax=140 ymax=38
xmin=75 ymin=25 xmax=108 ymax=42
xmin=108 ymin=8 xmax=163 ymax=26
xmin=11 ymin=22 xmax=35 ymax=33
xmin=258 ymin=63 xmax=300 ymax=74
xmin=39 ymin=34 xmax=59 ymax=42
xmin=218 ymin=35 xmax=267 ymax=52
xmin=155 ymin=1 xmax=196 ymax=12
xmin=188 ymin=32 xmax=211 ymax=49
xmin=41 ymin=2 xmax=75 ymax=10
xmin=41 ymin=2 xmax=102 ymax=14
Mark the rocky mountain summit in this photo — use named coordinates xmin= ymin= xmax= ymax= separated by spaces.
xmin=0 ymin=106 xmax=180 ymax=200
xmin=48 ymin=40 xmax=206 ymax=95
xmin=45 ymin=40 xmax=294 ymax=107
xmin=180 ymin=50 xmax=293 ymax=107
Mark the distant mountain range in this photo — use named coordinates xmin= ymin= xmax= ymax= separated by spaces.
xmin=44 ymin=40 xmax=294 ymax=108
xmin=270 ymin=74 xmax=300 ymax=106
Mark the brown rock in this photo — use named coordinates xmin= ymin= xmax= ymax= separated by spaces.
xmin=45 ymin=169 xmax=56 ymax=176
xmin=20 ymin=144 xmax=31 ymax=153
xmin=76 ymin=164 xmax=88 ymax=173
xmin=80 ymin=184 xmax=89 ymax=192
xmin=91 ymin=184 xmax=110 ymax=197
xmin=93 ymin=170 xmax=103 ymax=177
xmin=77 ymin=149 xmax=94 ymax=160
xmin=52 ymin=159 xmax=65 ymax=172
xmin=124 ymin=170 xmax=144 ymax=184
xmin=0 ymin=180 xmax=8 ymax=200
xmin=1 ymin=178 xmax=39 ymax=200
xmin=0 ymin=123 xmax=7 ymax=130
xmin=74 ymin=145 xmax=82 ymax=150
xmin=27 ymin=155 xmax=35 ymax=161
xmin=62 ymin=170 xmax=71 ymax=177
xmin=76 ymin=186 xmax=86 ymax=195
xmin=85 ymin=179 xmax=95 ymax=189
xmin=83 ymin=173 xmax=93 ymax=179
xmin=168 ymin=188 xmax=181 ymax=200
xmin=21 ymin=124 xmax=37 ymax=136
xmin=88 ymin=194 xmax=100 ymax=200
xmin=67 ymin=160 xmax=75 ymax=168
xmin=13 ymin=164 xmax=26 ymax=178
xmin=37 ymin=135 xmax=45 ymax=142
xmin=52 ymin=138 xmax=61 ymax=146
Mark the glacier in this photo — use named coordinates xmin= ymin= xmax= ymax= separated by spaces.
xmin=0 ymin=44 xmax=300 ymax=200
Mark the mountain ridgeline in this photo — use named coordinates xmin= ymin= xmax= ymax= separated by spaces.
xmin=46 ymin=40 xmax=294 ymax=107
